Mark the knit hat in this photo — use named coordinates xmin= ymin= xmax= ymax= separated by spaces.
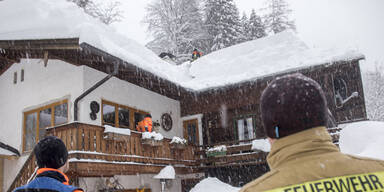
xmin=34 ymin=136 xmax=68 ymax=169
xmin=260 ymin=73 xmax=328 ymax=139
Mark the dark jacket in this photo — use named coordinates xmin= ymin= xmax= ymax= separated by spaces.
xmin=240 ymin=127 xmax=384 ymax=192
xmin=14 ymin=168 xmax=83 ymax=192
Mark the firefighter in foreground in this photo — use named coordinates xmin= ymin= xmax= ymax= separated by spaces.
xmin=14 ymin=136 xmax=83 ymax=192
xmin=240 ymin=73 xmax=384 ymax=192
xmin=136 ymin=114 xmax=153 ymax=132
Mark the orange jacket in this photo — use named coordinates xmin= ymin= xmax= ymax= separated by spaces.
xmin=136 ymin=117 xmax=152 ymax=132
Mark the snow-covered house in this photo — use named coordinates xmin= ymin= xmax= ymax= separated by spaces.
xmin=0 ymin=0 xmax=366 ymax=191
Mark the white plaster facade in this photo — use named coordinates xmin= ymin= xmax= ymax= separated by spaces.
xmin=0 ymin=58 xmax=184 ymax=191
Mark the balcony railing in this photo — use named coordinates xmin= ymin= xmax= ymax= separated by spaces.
xmin=7 ymin=122 xmax=272 ymax=192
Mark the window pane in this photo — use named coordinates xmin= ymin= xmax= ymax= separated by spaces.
xmin=187 ymin=123 xmax=197 ymax=145
xmin=118 ymin=107 xmax=130 ymax=128
xmin=134 ymin=112 xmax=144 ymax=128
xmin=103 ymin=104 xmax=115 ymax=125
xmin=39 ymin=108 xmax=52 ymax=139
xmin=54 ymin=103 xmax=68 ymax=126
xmin=237 ymin=119 xmax=244 ymax=141
xmin=25 ymin=112 xmax=37 ymax=151
xmin=246 ymin=118 xmax=255 ymax=139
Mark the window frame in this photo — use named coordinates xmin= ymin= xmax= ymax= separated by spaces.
xmin=22 ymin=99 xmax=69 ymax=152
xmin=183 ymin=119 xmax=199 ymax=145
xmin=101 ymin=100 xmax=149 ymax=130
xmin=332 ymin=74 xmax=349 ymax=107
xmin=233 ymin=114 xmax=257 ymax=142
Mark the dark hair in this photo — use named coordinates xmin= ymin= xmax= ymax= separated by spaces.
xmin=34 ymin=136 xmax=68 ymax=169
xmin=260 ymin=73 xmax=328 ymax=138
xmin=145 ymin=114 xmax=152 ymax=118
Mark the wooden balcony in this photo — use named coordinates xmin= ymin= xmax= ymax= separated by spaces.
xmin=7 ymin=122 xmax=273 ymax=192
xmin=49 ymin=123 xmax=201 ymax=177
xmin=7 ymin=122 xmax=202 ymax=192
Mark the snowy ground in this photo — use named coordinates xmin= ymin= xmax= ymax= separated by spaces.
xmin=190 ymin=120 xmax=384 ymax=192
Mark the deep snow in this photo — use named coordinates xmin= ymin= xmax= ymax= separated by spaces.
xmin=339 ymin=120 xmax=384 ymax=160
xmin=0 ymin=0 xmax=364 ymax=91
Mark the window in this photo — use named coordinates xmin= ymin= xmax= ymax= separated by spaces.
xmin=13 ymin=72 xmax=17 ymax=84
xmin=102 ymin=100 xmax=148 ymax=130
xmin=333 ymin=75 xmax=348 ymax=106
xmin=235 ymin=116 xmax=256 ymax=142
xmin=183 ymin=119 xmax=199 ymax=145
xmin=23 ymin=100 xmax=68 ymax=152
xmin=21 ymin=69 xmax=24 ymax=82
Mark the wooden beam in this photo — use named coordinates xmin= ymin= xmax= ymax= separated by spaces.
xmin=69 ymin=162 xmax=198 ymax=177
xmin=0 ymin=38 xmax=80 ymax=50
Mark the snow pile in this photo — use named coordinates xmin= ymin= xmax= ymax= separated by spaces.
xmin=104 ymin=125 xmax=131 ymax=136
xmin=206 ymin=145 xmax=227 ymax=152
xmin=190 ymin=177 xmax=240 ymax=192
xmin=0 ymin=0 xmax=188 ymax=84
xmin=339 ymin=121 xmax=384 ymax=160
xmin=185 ymin=30 xmax=364 ymax=90
xmin=170 ymin=136 xmax=187 ymax=144
xmin=142 ymin=132 xmax=164 ymax=141
xmin=153 ymin=165 xmax=175 ymax=179
xmin=251 ymin=139 xmax=271 ymax=152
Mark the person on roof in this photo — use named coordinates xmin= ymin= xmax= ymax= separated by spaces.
xmin=136 ymin=114 xmax=153 ymax=132
xmin=191 ymin=48 xmax=202 ymax=61
xmin=14 ymin=136 xmax=83 ymax=192
xmin=240 ymin=73 xmax=384 ymax=192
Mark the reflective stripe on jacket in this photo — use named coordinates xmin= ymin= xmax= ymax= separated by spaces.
xmin=14 ymin=168 xmax=83 ymax=192
xmin=240 ymin=127 xmax=384 ymax=192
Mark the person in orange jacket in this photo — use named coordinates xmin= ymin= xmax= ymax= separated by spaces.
xmin=136 ymin=114 xmax=153 ymax=132
xmin=191 ymin=48 xmax=202 ymax=61
xmin=14 ymin=136 xmax=83 ymax=192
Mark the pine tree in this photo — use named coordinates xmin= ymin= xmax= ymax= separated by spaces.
xmin=264 ymin=0 xmax=295 ymax=34
xmin=144 ymin=0 xmax=205 ymax=55
xmin=205 ymin=0 xmax=243 ymax=52
xmin=248 ymin=9 xmax=267 ymax=39
xmin=68 ymin=0 xmax=123 ymax=25
xmin=240 ymin=12 xmax=250 ymax=42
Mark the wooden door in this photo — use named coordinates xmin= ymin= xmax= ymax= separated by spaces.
xmin=183 ymin=119 xmax=199 ymax=145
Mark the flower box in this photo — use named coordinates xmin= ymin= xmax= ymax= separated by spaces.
xmin=206 ymin=150 xmax=227 ymax=157
xmin=141 ymin=139 xmax=163 ymax=147
xmin=170 ymin=143 xmax=186 ymax=150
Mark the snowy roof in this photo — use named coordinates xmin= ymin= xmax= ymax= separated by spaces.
xmin=0 ymin=0 xmax=364 ymax=91
xmin=184 ymin=31 xmax=364 ymax=90
xmin=0 ymin=0 xmax=187 ymax=85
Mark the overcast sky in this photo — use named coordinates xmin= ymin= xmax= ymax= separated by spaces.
xmin=111 ymin=0 xmax=384 ymax=71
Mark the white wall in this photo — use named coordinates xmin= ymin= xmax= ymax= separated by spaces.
xmin=78 ymin=66 xmax=182 ymax=139
xmin=0 ymin=59 xmax=84 ymax=191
